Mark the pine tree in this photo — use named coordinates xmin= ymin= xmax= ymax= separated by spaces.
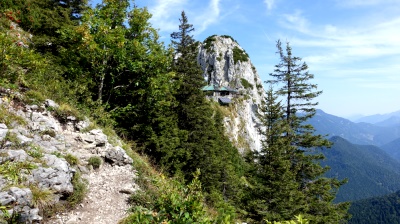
xmin=170 ymin=11 xmax=245 ymax=209
xmin=263 ymin=40 xmax=350 ymax=223
xmin=244 ymin=86 xmax=303 ymax=221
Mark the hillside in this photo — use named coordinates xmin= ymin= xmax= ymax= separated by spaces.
xmin=381 ymin=138 xmax=400 ymax=161
xmin=0 ymin=2 xmax=350 ymax=223
xmin=349 ymin=190 xmax=400 ymax=224
xmin=0 ymin=94 xmax=135 ymax=223
xmin=321 ymin=136 xmax=400 ymax=202
xmin=309 ymin=109 xmax=400 ymax=146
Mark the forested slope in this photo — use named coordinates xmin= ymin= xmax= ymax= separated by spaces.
xmin=0 ymin=1 xmax=349 ymax=223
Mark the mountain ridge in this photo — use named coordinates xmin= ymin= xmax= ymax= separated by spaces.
xmin=322 ymin=136 xmax=400 ymax=202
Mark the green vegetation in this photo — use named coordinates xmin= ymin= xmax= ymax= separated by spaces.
xmin=245 ymin=40 xmax=350 ymax=223
xmin=0 ymin=161 xmax=37 ymax=184
xmin=349 ymin=190 xmax=400 ymax=224
xmin=240 ymin=78 xmax=253 ymax=89
xmin=88 ymin=156 xmax=102 ymax=169
xmin=0 ymin=105 xmax=27 ymax=127
xmin=322 ymin=136 xmax=400 ymax=202
xmin=67 ymin=171 xmax=88 ymax=207
xmin=233 ymin=46 xmax=249 ymax=63
xmin=203 ymin=35 xmax=217 ymax=50
xmin=27 ymin=145 xmax=44 ymax=159
xmin=0 ymin=2 xmax=348 ymax=223
xmin=65 ymin=154 xmax=79 ymax=166
xmin=221 ymin=34 xmax=237 ymax=43
xmin=30 ymin=184 xmax=54 ymax=210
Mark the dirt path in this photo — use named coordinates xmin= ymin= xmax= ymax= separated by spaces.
xmin=47 ymin=163 xmax=137 ymax=224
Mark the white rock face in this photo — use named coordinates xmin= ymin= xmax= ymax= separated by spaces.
xmin=198 ymin=35 xmax=265 ymax=152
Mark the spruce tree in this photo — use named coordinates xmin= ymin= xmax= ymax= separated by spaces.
xmin=170 ymin=11 xmax=245 ymax=208
xmin=262 ymin=40 xmax=350 ymax=223
xmin=244 ymin=86 xmax=303 ymax=221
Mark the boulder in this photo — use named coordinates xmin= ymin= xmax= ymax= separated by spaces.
xmin=0 ymin=123 xmax=7 ymax=141
xmin=105 ymin=146 xmax=133 ymax=166
xmin=30 ymin=155 xmax=74 ymax=194
xmin=0 ymin=187 xmax=42 ymax=223
xmin=45 ymin=99 xmax=59 ymax=108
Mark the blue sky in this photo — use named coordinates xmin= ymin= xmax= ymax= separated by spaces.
xmin=90 ymin=0 xmax=400 ymax=118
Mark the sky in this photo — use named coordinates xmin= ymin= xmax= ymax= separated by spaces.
xmin=90 ymin=0 xmax=400 ymax=118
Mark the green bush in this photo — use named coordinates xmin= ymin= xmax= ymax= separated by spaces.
xmin=0 ymin=105 xmax=27 ymax=127
xmin=51 ymin=103 xmax=84 ymax=123
xmin=221 ymin=35 xmax=237 ymax=43
xmin=241 ymin=78 xmax=253 ymax=89
xmin=27 ymin=145 xmax=44 ymax=159
xmin=88 ymin=156 xmax=102 ymax=169
xmin=67 ymin=171 xmax=88 ymax=207
xmin=203 ymin=35 xmax=217 ymax=51
xmin=65 ymin=153 xmax=79 ymax=166
xmin=233 ymin=46 xmax=249 ymax=63
xmin=123 ymin=169 xmax=213 ymax=223
xmin=0 ymin=161 xmax=37 ymax=184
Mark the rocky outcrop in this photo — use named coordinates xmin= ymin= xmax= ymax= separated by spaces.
xmin=0 ymin=94 xmax=135 ymax=223
xmin=198 ymin=35 xmax=265 ymax=152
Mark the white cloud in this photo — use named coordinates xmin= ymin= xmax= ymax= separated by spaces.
xmin=279 ymin=10 xmax=309 ymax=33
xmin=337 ymin=0 xmax=400 ymax=7
xmin=264 ymin=0 xmax=275 ymax=11
xmin=148 ymin=0 xmax=187 ymax=32
xmin=193 ymin=0 xmax=221 ymax=34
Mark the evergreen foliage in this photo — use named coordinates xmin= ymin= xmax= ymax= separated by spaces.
xmin=245 ymin=41 xmax=351 ymax=223
xmin=0 ymin=2 xmax=353 ymax=222
xmin=349 ymin=190 xmax=400 ymax=224
xmin=169 ymin=11 xmax=245 ymax=209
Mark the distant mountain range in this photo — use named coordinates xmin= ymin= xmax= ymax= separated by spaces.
xmin=354 ymin=110 xmax=400 ymax=127
xmin=308 ymin=109 xmax=400 ymax=146
xmin=321 ymin=136 xmax=400 ymax=202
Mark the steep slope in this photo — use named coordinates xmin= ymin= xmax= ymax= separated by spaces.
xmin=309 ymin=109 xmax=400 ymax=146
xmin=198 ymin=35 xmax=265 ymax=152
xmin=0 ymin=94 xmax=136 ymax=223
xmin=349 ymin=190 xmax=400 ymax=224
xmin=381 ymin=138 xmax=400 ymax=161
xmin=321 ymin=136 xmax=400 ymax=202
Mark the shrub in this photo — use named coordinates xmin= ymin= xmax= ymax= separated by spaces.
xmin=0 ymin=161 xmax=37 ymax=184
xmin=27 ymin=145 xmax=44 ymax=159
xmin=67 ymin=171 xmax=87 ymax=207
xmin=0 ymin=105 xmax=27 ymax=127
xmin=203 ymin=35 xmax=217 ymax=51
xmin=88 ymin=156 xmax=102 ymax=169
xmin=123 ymin=169 xmax=212 ymax=223
xmin=241 ymin=78 xmax=253 ymax=89
xmin=233 ymin=46 xmax=249 ymax=64
xmin=221 ymin=35 xmax=237 ymax=43
xmin=64 ymin=153 xmax=79 ymax=166
xmin=51 ymin=103 xmax=84 ymax=123
xmin=24 ymin=90 xmax=46 ymax=105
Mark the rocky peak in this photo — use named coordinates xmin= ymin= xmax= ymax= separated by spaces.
xmin=198 ymin=35 xmax=265 ymax=152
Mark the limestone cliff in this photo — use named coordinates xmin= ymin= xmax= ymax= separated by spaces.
xmin=198 ymin=35 xmax=265 ymax=152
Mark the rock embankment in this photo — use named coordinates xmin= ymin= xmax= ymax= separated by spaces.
xmin=0 ymin=95 xmax=136 ymax=223
xmin=198 ymin=35 xmax=265 ymax=152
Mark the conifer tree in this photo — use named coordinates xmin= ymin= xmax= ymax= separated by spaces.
xmin=244 ymin=86 xmax=303 ymax=221
xmin=260 ymin=40 xmax=350 ymax=223
xmin=170 ymin=11 xmax=245 ymax=207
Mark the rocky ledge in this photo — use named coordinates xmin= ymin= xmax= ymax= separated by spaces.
xmin=0 ymin=95 xmax=135 ymax=223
